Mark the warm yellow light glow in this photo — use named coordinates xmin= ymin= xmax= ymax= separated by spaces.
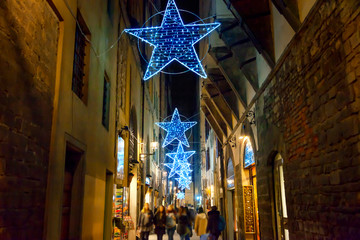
xmin=151 ymin=141 xmax=159 ymax=151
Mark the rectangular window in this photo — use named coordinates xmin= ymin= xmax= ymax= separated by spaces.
xmin=102 ymin=74 xmax=110 ymax=130
xmin=206 ymin=149 xmax=210 ymax=171
xmin=72 ymin=11 xmax=90 ymax=103
xmin=107 ymin=0 xmax=114 ymax=22
xmin=205 ymin=120 xmax=210 ymax=142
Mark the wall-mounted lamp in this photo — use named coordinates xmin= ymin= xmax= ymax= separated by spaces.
xmin=151 ymin=142 xmax=159 ymax=152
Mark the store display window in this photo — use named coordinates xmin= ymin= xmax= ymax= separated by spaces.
xmin=113 ymin=187 xmax=132 ymax=240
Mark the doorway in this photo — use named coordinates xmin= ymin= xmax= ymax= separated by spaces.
xmin=249 ymin=167 xmax=260 ymax=240
xmin=226 ymin=158 xmax=237 ymax=240
xmin=242 ymin=139 xmax=259 ymax=240
xmin=273 ymin=154 xmax=289 ymax=240
xmin=60 ymin=143 xmax=84 ymax=240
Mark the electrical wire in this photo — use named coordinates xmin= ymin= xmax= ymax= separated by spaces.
xmin=149 ymin=0 xmax=160 ymax=13
xmin=62 ymin=0 xmax=220 ymax=59
xmin=63 ymin=0 xmax=125 ymax=58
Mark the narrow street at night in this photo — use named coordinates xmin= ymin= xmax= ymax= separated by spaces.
xmin=1 ymin=0 xmax=360 ymax=239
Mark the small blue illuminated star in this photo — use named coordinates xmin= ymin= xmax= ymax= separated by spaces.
xmin=176 ymin=175 xmax=192 ymax=190
xmin=165 ymin=144 xmax=194 ymax=178
xmin=124 ymin=0 xmax=220 ymax=80
xmin=156 ymin=108 xmax=197 ymax=148
xmin=177 ymin=192 xmax=185 ymax=200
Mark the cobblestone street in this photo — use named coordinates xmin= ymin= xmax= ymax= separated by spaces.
xmin=149 ymin=234 xmax=201 ymax=240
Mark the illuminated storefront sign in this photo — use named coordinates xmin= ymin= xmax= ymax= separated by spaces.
xmin=117 ymin=136 xmax=125 ymax=180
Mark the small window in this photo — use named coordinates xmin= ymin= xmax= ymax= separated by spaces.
xmin=206 ymin=149 xmax=210 ymax=171
xmin=102 ymin=74 xmax=110 ymax=130
xmin=72 ymin=11 xmax=90 ymax=103
xmin=205 ymin=119 xmax=210 ymax=142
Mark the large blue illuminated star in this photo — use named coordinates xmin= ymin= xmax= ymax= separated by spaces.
xmin=156 ymin=108 xmax=197 ymax=148
xmin=164 ymin=144 xmax=195 ymax=178
xmin=124 ymin=0 xmax=220 ymax=80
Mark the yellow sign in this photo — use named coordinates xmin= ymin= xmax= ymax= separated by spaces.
xmin=243 ymin=185 xmax=255 ymax=234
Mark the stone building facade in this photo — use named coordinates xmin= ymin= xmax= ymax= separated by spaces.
xmin=0 ymin=1 xmax=59 ymax=239
xmin=256 ymin=0 xmax=360 ymax=238
xmin=0 ymin=0 xmax=167 ymax=239
xmin=200 ymin=0 xmax=360 ymax=239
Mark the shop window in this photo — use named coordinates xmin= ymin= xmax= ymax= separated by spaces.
xmin=72 ymin=11 xmax=90 ymax=103
xmin=102 ymin=73 xmax=110 ymax=130
xmin=244 ymin=140 xmax=255 ymax=168
xmin=274 ymin=154 xmax=289 ymax=240
xmin=227 ymin=158 xmax=234 ymax=189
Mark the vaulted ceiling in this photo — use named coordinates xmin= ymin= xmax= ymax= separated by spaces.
xmin=201 ymin=0 xmax=301 ymax=143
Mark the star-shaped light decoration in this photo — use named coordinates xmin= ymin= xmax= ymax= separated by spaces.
xmin=176 ymin=174 xmax=192 ymax=190
xmin=177 ymin=192 xmax=185 ymax=200
xmin=124 ymin=0 xmax=221 ymax=80
xmin=164 ymin=144 xmax=194 ymax=178
xmin=156 ymin=108 xmax=197 ymax=148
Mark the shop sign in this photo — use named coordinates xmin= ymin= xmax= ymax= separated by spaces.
xmin=243 ymin=185 xmax=256 ymax=234
xmin=117 ymin=136 xmax=125 ymax=181
xmin=145 ymin=177 xmax=151 ymax=186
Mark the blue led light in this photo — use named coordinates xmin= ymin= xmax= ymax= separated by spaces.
xmin=124 ymin=0 xmax=220 ymax=80
xmin=156 ymin=108 xmax=197 ymax=148
xmin=177 ymin=192 xmax=185 ymax=200
xmin=176 ymin=173 xmax=192 ymax=190
xmin=164 ymin=144 xmax=195 ymax=178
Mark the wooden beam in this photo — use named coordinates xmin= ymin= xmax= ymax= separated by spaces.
xmin=201 ymin=106 xmax=224 ymax=142
xmin=203 ymin=88 xmax=233 ymax=130
xmin=272 ymin=0 xmax=301 ymax=32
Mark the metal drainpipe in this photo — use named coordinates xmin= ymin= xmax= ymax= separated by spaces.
xmin=140 ymin=0 xmax=146 ymax=210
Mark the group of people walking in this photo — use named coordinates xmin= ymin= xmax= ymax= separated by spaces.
xmin=137 ymin=203 xmax=226 ymax=240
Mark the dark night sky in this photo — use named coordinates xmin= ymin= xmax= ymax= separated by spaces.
xmin=163 ymin=0 xmax=201 ymax=118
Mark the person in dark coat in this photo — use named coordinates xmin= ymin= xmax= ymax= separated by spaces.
xmin=177 ymin=207 xmax=190 ymax=240
xmin=138 ymin=203 xmax=154 ymax=240
xmin=206 ymin=206 xmax=221 ymax=240
xmin=166 ymin=205 xmax=177 ymax=240
xmin=154 ymin=205 xmax=167 ymax=240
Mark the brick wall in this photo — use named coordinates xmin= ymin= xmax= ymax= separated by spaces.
xmin=0 ymin=1 xmax=59 ymax=239
xmin=256 ymin=0 xmax=360 ymax=239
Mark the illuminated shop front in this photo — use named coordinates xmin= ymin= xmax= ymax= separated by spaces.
xmin=241 ymin=138 xmax=260 ymax=240
xmin=112 ymin=135 xmax=134 ymax=240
